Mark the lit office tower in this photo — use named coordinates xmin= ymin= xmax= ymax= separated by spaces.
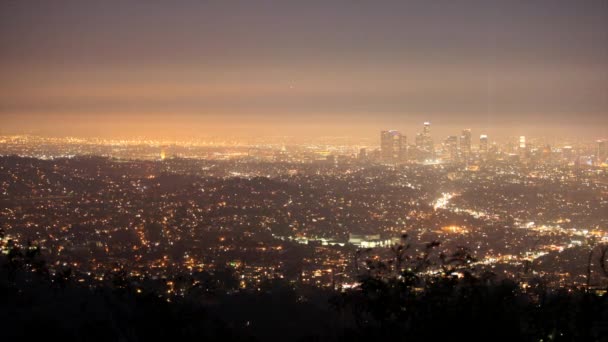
xmin=519 ymin=136 xmax=527 ymax=159
xmin=562 ymin=146 xmax=573 ymax=161
xmin=422 ymin=122 xmax=434 ymax=153
xmin=460 ymin=129 xmax=472 ymax=158
xmin=423 ymin=121 xmax=431 ymax=136
xmin=445 ymin=135 xmax=459 ymax=161
xmin=479 ymin=134 xmax=488 ymax=154
xmin=598 ymin=140 xmax=607 ymax=162
xmin=381 ymin=130 xmax=405 ymax=162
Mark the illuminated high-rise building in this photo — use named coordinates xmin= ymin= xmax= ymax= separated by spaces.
xmin=423 ymin=122 xmax=431 ymax=137
xmin=562 ymin=146 xmax=573 ymax=161
xmin=380 ymin=130 xmax=405 ymax=162
xmin=479 ymin=134 xmax=488 ymax=154
xmin=460 ymin=129 xmax=471 ymax=158
xmin=422 ymin=122 xmax=434 ymax=154
xmin=445 ymin=135 xmax=459 ymax=161
xmin=519 ymin=136 xmax=527 ymax=160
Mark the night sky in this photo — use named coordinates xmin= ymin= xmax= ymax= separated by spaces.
xmin=1 ymin=0 xmax=607 ymax=139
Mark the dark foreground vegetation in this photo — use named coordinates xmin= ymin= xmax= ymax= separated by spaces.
xmin=2 ymin=236 xmax=608 ymax=342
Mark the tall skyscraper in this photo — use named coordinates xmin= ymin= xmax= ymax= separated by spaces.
xmin=460 ymin=129 xmax=471 ymax=159
xmin=423 ymin=122 xmax=431 ymax=137
xmin=380 ymin=130 xmax=405 ymax=162
xmin=422 ymin=122 xmax=434 ymax=155
xmin=519 ymin=136 xmax=527 ymax=160
xmin=479 ymin=134 xmax=488 ymax=155
xmin=519 ymin=136 xmax=526 ymax=149
xmin=562 ymin=146 xmax=573 ymax=161
xmin=445 ymin=135 xmax=459 ymax=162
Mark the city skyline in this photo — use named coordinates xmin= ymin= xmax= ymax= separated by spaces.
xmin=1 ymin=119 xmax=606 ymax=144
xmin=2 ymin=2 xmax=608 ymax=340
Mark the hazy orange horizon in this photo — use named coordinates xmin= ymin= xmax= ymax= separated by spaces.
xmin=1 ymin=1 xmax=607 ymax=141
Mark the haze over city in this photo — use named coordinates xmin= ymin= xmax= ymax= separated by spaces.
xmin=1 ymin=0 xmax=607 ymax=139
xmin=1 ymin=1 xmax=608 ymax=341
